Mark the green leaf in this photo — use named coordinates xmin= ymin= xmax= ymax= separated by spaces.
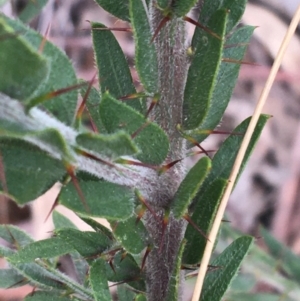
xmin=53 ymin=211 xmax=90 ymax=284
xmin=79 ymin=216 xmax=114 ymax=241
xmin=94 ymin=0 xmax=130 ymax=21
xmin=111 ymin=216 xmax=149 ymax=254
xmin=198 ymin=115 xmax=270 ymax=197
xmin=59 ymin=179 xmax=134 ymax=220
xmin=99 ymin=92 xmax=169 ymax=164
xmin=56 ymin=228 xmax=112 ymax=258
xmin=8 ymin=237 xmax=74 ymax=263
xmin=157 ymin=0 xmax=171 ymax=10
xmin=0 ymin=269 xmax=24 ymax=288
xmin=0 ymin=138 xmax=66 ymax=204
xmin=183 ymin=9 xmax=227 ymax=130
xmin=165 ymin=240 xmax=186 ymax=301
xmin=260 ymin=227 xmax=300 ymax=283
xmin=0 ymin=118 xmax=31 ymax=137
xmin=30 ymin=128 xmax=74 ymax=162
xmin=0 ymin=18 xmax=49 ymax=100
xmin=191 ymin=26 xmax=254 ymax=143
xmin=90 ymin=258 xmax=112 ymax=301
xmin=183 ymin=178 xmax=227 ymax=264
xmin=3 ymin=15 xmax=78 ymax=125
xmin=200 ymin=236 xmax=254 ymax=301
xmin=225 ymin=293 xmax=289 ymax=301
xmin=173 ymin=0 xmax=197 ymax=17
xmin=172 ymin=157 xmax=211 ymax=218
xmin=105 ymin=251 xmax=145 ymax=291
xmin=17 ymin=0 xmax=48 ymax=23
xmin=135 ymin=294 xmax=147 ymax=301
xmin=129 ymin=0 xmax=158 ymax=94
xmin=196 ymin=0 xmax=247 ymax=35
xmin=0 ymin=225 xmax=33 ymax=248
xmin=117 ymin=284 xmax=136 ymax=301
xmin=10 ymin=262 xmax=66 ymax=290
xmin=76 ymin=131 xmax=138 ymax=159
xmin=52 ymin=211 xmax=78 ymax=230
xmin=92 ymin=23 xmax=143 ymax=112
xmin=25 ymin=291 xmax=77 ymax=301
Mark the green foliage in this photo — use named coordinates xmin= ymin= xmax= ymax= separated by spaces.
xmin=16 ymin=0 xmax=48 ymax=23
xmin=99 ymin=92 xmax=169 ymax=164
xmin=94 ymin=0 xmax=130 ymax=21
xmin=59 ymin=179 xmax=135 ymax=219
xmin=90 ymin=259 xmax=112 ymax=301
xmin=171 ymin=156 xmax=211 ymax=218
xmin=0 ymin=0 xmax=275 ymax=300
xmin=200 ymin=236 xmax=254 ymax=301
xmin=92 ymin=22 xmax=143 ymax=112
xmin=129 ymin=0 xmax=159 ymax=94
xmin=0 ymin=18 xmax=49 ymax=100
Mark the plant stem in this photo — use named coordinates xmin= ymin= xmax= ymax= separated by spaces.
xmin=144 ymin=3 xmax=188 ymax=301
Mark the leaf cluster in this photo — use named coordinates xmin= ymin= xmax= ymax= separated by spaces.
xmin=0 ymin=0 xmax=272 ymax=300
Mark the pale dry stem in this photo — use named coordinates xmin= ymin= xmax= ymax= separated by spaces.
xmin=191 ymin=5 xmax=300 ymax=301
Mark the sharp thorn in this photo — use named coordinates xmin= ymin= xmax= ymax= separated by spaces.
xmin=151 ymin=15 xmax=171 ymax=43
xmin=183 ymin=16 xmax=221 ymax=40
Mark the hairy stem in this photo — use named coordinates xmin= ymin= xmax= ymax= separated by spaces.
xmin=144 ymin=3 xmax=188 ymax=301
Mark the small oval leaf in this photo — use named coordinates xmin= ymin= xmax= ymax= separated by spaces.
xmin=183 ymin=9 xmax=228 ymax=130
xmin=92 ymin=22 xmax=143 ymax=112
xmin=172 ymin=157 xmax=211 ymax=218
xmin=111 ymin=216 xmax=149 ymax=254
xmin=129 ymin=0 xmax=159 ymax=93
xmin=59 ymin=179 xmax=135 ymax=220
xmin=90 ymin=259 xmax=112 ymax=301
xmin=99 ymin=92 xmax=169 ymax=165
xmin=200 ymin=236 xmax=254 ymax=301
xmin=76 ymin=131 xmax=138 ymax=159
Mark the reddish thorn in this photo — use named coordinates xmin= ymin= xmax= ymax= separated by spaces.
xmin=74 ymin=147 xmax=115 ymax=168
xmin=111 ymin=221 xmax=119 ymax=232
xmin=183 ymin=214 xmax=209 ymax=241
xmin=158 ymin=158 xmax=183 ymax=175
xmin=85 ymin=106 xmax=99 ymax=133
xmin=115 ymin=158 xmax=157 ymax=170
xmin=141 ymin=245 xmax=152 ymax=271
xmin=159 ymin=210 xmax=170 ymax=253
xmin=151 ymin=15 xmax=171 ymax=43
xmin=29 ymin=286 xmax=37 ymax=297
xmin=131 ymin=121 xmax=151 ymax=139
xmin=92 ymin=27 xmax=132 ymax=32
xmin=109 ymin=259 xmax=116 ymax=274
xmin=119 ymin=92 xmax=147 ymax=100
xmin=195 ymin=144 xmax=211 ymax=158
xmin=145 ymin=94 xmax=160 ymax=118
xmin=39 ymin=22 xmax=51 ymax=53
xmin=76 ymin=73 xmax=97 ymax=120
xmin=44 ymin=194 xmax=60 ymax=223
xmin=186 ymin=150 xmax=216 ymax=158
xmin=47 ymin=82 xmax=88 ymax=100
xmin=222 ymin=58 xmax=259 ymax=66
xmin=183 ymin=16 xmax=221 ymax=40
xmin=135 ymin=190 xmax=160 ymax=222
xmin=135 ymin=205 xmax=147 ymax=225
xmin=65 ymin=164 xmax=90 ymax=212
xmin=120 ymin=251 xmax=127 ymax=262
